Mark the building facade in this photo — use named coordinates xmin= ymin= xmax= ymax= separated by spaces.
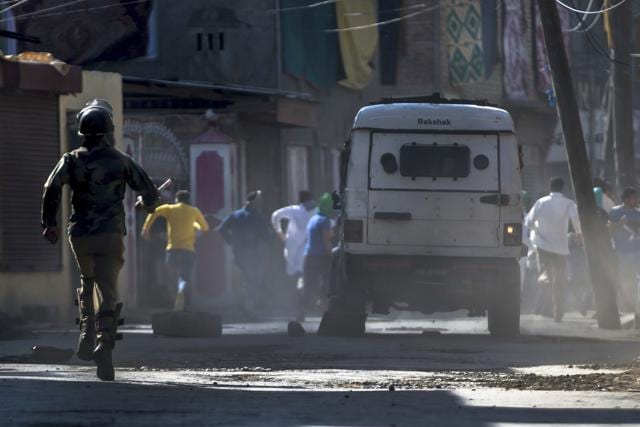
xmin=5 ymin=0 xmax=609 ymax=314
xmin=0 ymin=61 xmax=122 ymax=320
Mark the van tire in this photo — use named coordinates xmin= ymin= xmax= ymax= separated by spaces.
xmin=487 ymin=262 xmax=521 ymax=338
xmin=319 ymin=285 xmax=367 ymax=337
xmin=318 ymin=310 xmax=367 ymax=337
xmin=318 ymin=254 xmax=367 ymax=337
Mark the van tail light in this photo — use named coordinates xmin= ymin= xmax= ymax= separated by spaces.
xmin=344 ymin=219 xmax=364 ymax=243
xmin=503 ymin=223 xmax=522 ymax=246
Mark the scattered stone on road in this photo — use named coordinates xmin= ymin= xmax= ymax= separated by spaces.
xmin=2 ymin=314 xmax=640 ymax=425
xmin=287 ymin=321 xmax=306 ymax=337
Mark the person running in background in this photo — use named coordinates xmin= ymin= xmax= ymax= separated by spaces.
xmin=218 ymin=191 xmax=274 ymax=318
xmin=142 ymin=190 xmax=209 ymax=311
xmin=271 ymin=191 xmax=317 ymax=283
xmin=271 ymin=191 xmax=317 ymax=313
xmin=608 ymin=187 xmax=640 ymax=313
xmin=300 ymin=193 xmax=335 ymax=321
xmin=521 ymin=190 xmax=539 ymax=313
xmin=525 ymin=177 xmax=581 ymax=322
xmin=593 ymin=178 xmax=616 ymax=214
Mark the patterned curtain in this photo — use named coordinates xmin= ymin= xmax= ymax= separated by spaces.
xmin=502 ymin=0 xmax=530 ymax=99
xmin=446 ymin=0 xmax=486 ymax=86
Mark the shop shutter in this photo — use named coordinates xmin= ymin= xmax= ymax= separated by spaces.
xmin=0 ymin=92 xmax=62 ymax=272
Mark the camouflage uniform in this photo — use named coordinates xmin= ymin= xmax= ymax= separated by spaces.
xmin=41 ymin=137 xmax=158 ymax=378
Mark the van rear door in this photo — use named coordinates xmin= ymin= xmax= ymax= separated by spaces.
xmin=368 ymin=132 xmax=501 ymax=248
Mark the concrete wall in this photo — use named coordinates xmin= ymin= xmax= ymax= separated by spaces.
xmin=0 ymin=71 xmax=122 ymax=320
xmin=0 ymin=269 xmax=68 ymax=320
xmin=240 ymin=119 xmax=285 ymax=214
xmin=92 ymin=0 xmax=278 ymax=88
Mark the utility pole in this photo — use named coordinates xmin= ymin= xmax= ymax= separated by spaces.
xmin=611 ymin=0 xmax=635 ymax=190
xmin=538 ymin=0 xmax=620 ymax=329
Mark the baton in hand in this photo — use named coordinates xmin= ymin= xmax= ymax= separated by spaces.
xmin=135 ymin=178 xmax=174 ymax=208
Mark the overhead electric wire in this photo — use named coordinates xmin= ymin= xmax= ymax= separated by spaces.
xmin=555 ymin=0 xmax=628 ymax=15
xmin=567 ymin=0 xmax=595 ymax=28
xmin=0 ymin=0 xmax=150 ymax=23
xmin=0 ymin=0 xmax=29 ymax=16
xmin=343 ymin=3 xmax=430 ymax=17
xmin=0 ymin=0 xmax=21 ymax=8
xmin=566 ymin=0 xmax=602 ymax=32
xmin=568 ymin=14 xmax=601 ymax=32
xmin=325 ymin=3 xmax=440 ymax=32
xmin=269 ymin=0 xmax=336 ymax=13
xmin=271 ymin=0 xmax=440 ymax=17
xmin=0 ymin=0 xmax=86 ymax=22
xmin=565 ymin=0 xmax=635 ymax=96
xmin=568 ymin=12 xmax=602 ymax=33
xmin=567 ymin=0 xmax=630 ymax=67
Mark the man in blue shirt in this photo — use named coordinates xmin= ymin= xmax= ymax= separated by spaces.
xmin=300 ymin=193 xmax=334 ymax=321
xmin=218 ymin=191 xmax=274 ymax=316
xmin=609 ymin=187 xmax=640 ymax=313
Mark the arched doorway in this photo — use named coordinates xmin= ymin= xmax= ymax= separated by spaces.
xmin=124 ymin=119 xmax=190 ymax=309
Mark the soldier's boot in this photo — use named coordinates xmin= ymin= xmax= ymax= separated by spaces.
xmin=75 ymin=287 xmax=95 ymax=361
xmin=93 ymin=303 xmax=124 ymax=382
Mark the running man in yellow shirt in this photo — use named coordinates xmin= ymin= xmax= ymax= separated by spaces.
xmin=142 ymin=190 xmax=209 ymax=310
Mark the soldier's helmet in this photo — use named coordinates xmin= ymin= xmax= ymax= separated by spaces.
xmin=77 ymin=105 xmax=113 ymax=136
xmin=83 ymin=98 xmax=114 ymax=118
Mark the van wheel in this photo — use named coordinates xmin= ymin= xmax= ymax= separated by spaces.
xmin=488 ymin=263 xmax=521 ymax=338
xmin=318 ymin=308 xmax=367 ymax=337
xmin=318 ymin=265 xmax=367 ymax=337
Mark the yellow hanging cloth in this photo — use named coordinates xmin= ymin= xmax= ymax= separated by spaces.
xmin=336 ymin=0 xmax=379 ymax=90
xmin=603 ymin=0 xmax=613 ymax=49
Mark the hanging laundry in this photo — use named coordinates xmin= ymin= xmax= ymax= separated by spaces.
xmin=446 ymin=0 xmax=486 ymax=86
xmin=502 ymin=0 xmax=530 ymax=99
xmin=336 ymin=0 xmax=379 ymax=90
xmin=281 ymin=0 xmax=343 ymax=89
xmin=603 ymin=0 xmax=614 ymax=49
xmin=481 ymin=0 xmax=498 ymax=78
xmin=378 ymin=0 xmax=401 ymax=85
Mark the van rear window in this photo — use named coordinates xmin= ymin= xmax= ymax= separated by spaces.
xmin=399 ymin=144 xmax=470 ymax=178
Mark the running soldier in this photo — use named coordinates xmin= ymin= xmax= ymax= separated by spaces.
xmin=41 ymin=99 xmax=159 ymax=381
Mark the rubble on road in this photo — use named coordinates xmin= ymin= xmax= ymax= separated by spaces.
xmin=158 ymin=365 xmax=640 ymax=393
xmin=287 ymin=321 xmax=306 ymax=337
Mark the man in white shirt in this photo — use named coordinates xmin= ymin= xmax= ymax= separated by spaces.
xmin=524 ymin=177 xmax=582 ymax=322
xmin=271 ymin=191 xmax=318 ymax=279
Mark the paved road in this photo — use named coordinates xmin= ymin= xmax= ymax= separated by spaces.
xmin=1 ymin=313 xmax=640 ymax=426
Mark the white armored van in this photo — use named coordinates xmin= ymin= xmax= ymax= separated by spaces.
xmin=319 ymin=95 xmax=523 ymax=338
